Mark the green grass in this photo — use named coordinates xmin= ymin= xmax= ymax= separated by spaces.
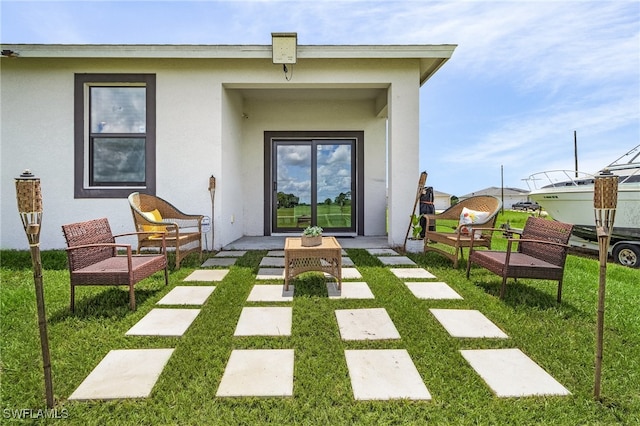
xmin=1 ymin=217 xmax=639 ymax=425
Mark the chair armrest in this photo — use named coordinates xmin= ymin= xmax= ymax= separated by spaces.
xmin=160 ymin=216 xmax=202 ymax=231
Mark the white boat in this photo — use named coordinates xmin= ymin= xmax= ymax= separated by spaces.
xmin=525 ymin=145 xmax=640 ymax=267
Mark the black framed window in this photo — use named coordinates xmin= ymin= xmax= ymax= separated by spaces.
xmin=74 ymin=74 xmax=156 ymax=198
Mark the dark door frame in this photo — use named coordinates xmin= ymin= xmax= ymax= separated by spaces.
xmin=264 ymin=130 xmax=364 ymax=236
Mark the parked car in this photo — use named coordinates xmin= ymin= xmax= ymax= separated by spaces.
xmin=512 ymin=201 xmax=541 ymax=211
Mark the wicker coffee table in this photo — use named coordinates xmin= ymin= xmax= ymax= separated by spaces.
xmin=284 ymin=237 xmax=342 ymax=291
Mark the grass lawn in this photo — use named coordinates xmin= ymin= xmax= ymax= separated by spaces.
xmin=1 ymin=212 xmax=639 ymax=424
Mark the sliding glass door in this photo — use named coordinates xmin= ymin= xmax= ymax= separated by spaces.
xmin=273 ymin=139 xmax=355 ymax=233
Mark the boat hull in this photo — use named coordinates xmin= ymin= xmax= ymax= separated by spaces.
xmin=529 ymin=183 xmax=640 ymax=242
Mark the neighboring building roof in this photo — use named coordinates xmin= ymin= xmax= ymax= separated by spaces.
xmin=433 ymin=190 xmax=451 ymax=197
xmin=459 ymin=186 xmax=529 ymax=198
xmin=0 ymin=43 xmax=457 ymax=85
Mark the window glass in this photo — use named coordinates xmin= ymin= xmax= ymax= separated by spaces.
xmin=90 ymin=87 xmax=146 ymax=134
xmin=91 ymin=138 xmax=146 ymax=185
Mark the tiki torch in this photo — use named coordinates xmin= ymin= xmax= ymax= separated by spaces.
xmin=593 ymin=170 xmax=618 ymax=400
xmin=15 ymin=170 xmax=54 ymax=408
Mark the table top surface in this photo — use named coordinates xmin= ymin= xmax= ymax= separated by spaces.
xmin=284 ymin=236 xmax=341 ymax=251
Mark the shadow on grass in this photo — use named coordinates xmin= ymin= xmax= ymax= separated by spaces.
xmin=472 ymin=276 xmax=574 ymax=310
xmin=48 ymin=287 xmax=163 ymax=322
xmin=291 ymin=274 xmax=329 ymax=298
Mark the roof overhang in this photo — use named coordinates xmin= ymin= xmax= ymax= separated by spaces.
xmin=0 ymin=43 xmax=456 ymax=85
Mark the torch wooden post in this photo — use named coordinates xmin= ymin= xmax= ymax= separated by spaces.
xmin=593 ymin=172 xmax=618 ymax=401
xmin=15 ymin=170 xmax=54 ymax=408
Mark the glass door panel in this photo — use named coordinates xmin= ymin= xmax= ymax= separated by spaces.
xmin=316 ymin=143 xmax=352 ymax=230
xmin=274 ymin=143 xmax=312 ymax=230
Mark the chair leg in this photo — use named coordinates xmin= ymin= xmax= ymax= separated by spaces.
xmin=129 ymin=284 xmax=136 ymax=310
xmin=70 ymin=284 xmax=75 ymax=312
xmin=466 ymin=257 xmax=472 ymax=278
xmin=163 ymin=266 xmax=169 ymax=286
xmin=500 ymin=275 xmax=508 ymax=299
xmin=557 ymin=278 xmax=563 ymax=303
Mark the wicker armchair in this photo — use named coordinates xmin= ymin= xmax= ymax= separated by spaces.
xmin=423 ymin=196 xmax=502 ymax=268
xmin=128 ymin=192 xmax=203 ymax=268
xmin=466 ymin=217 xmax=573 ymax=302
xmin=62 ymin=218 xmax=168 ymax=311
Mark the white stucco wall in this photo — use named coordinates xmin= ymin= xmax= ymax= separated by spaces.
xmin=1 ymin=52 xmax=438 ymax=250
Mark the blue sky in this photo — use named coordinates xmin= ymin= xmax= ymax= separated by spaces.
xmin=2 ymin=0 xmax=638 ymax=196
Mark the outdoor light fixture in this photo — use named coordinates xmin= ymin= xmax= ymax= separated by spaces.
xmin=272 ymin=32 xmax=297 ymax=81
xmin=15 ymin=170 xmax=54 ymax=408
xmin=592 ymin=170 xmax=618 ymax=400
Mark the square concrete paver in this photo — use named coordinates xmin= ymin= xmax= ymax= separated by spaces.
xmin=125 ymin=308 xmax=201 ymax=336
xmin=201 ymin=257 xmax=237 ymax=267
xmin=215 ymin=250 xmax=246 ymax=257
xmin=325 ymin=267 xmax=362 ymax=280
xmin=216 ymin=349 xmax=294 ymax=397
xmin=234 ymin=307 xmax=292 ymax=336
xmin=366 ymin=248 xmax=399 ymax=256
xmin=256 ymin=268 xmax=285 ymax=280
xmin=389 ymin=268 xmax=436 ymax=279
xmin=69 ymin=349 xmax=174 ymax=400
xmin=341 ymin=257 xmax=355 ymax=266
xmin=430 ymin=309 xmax=508 ymax=338
xmin=461 ymin=348 xmax=571 ymax=397
xmin=335 ymin=308 xmax=400 ymax=340
xmin=266 ymin=250 xmax=285 ymax=256
xmin=327 ymin=282 xmax=375 ymax=299
xmin=259 ymin=257 xmax=285 ymax=267
xmin=184 ymin=269 xmax=229 ymax=282
xmin=345 ymin=349 xmax=431 ymax=400
xmin=157 ymin=286 xmax=216 ymax=305
xmin=247 ymin=284 xmax=294 ymax=302
xmin=405 ymin=282 xmax=463 ymax=300
xmin=377 ymin=256 xmax=417 ymax=266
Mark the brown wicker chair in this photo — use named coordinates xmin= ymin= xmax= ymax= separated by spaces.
xmin=466 ymin=216 xmax=573 ymax=302
xmin=62 ymin=218 xmax=168 ymax=311
xmin=423 ymin=196 xmax=502 ymax=268
xmin=128 ymin=192 xmax=203 ymax=268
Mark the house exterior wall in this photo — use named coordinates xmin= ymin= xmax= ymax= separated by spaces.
xmin=1 ymin=53 xmax=431 ymax=250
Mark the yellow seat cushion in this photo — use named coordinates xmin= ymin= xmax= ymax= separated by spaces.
xmin=141 ymin=209 xmax=167 ymax=233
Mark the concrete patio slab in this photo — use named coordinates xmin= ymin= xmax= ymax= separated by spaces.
xmin=345 ymin=349 xmax=431 ymax=400
xmin=377 ymin=256 xmax=417 ymax=266
xmin=216 ymin=349 xmax=294 ymax=397
xmin=125 ymin=308 xmax=201 ymax=337
xmin=405 ymin=282 xmax=463 ymax=300
xmin=325 ymin=267 xmax=362 ymax=280
xmin=256 ymin=268 xmax=285 ymax=280
xmin=184 ymin=269 xmax=229 ymax=282
xmin=69 ymin=349 xmax=174 ymax=400
xmin=430 ymin=309 xmax=508 ymax=338
xmin=366 ymin=248 xmax=399 ymax=256
xmin=214 ymin=250 xmax=246 ymax=257
xmin=234 ymin=307 xmax=292 ymax=336
xmin=335 ymin=308 xmax=400 ymax=340
xmin=259 ymin=257 xmax=285 ymax=267
xmin=341 ymin=257 xmax=355 ymax=266
xmin=389 ymin=268 xmax=436 ymax=279
xmin=201 ymin=257 xmax=237 ymax=267
xmin=247 ymin=284 xmax=294 ymax=302
xmin=156 ymin=286 xmax=216 ymax=305
xmin=461 ymin=348 xmax=571 ymax=397
xmin=327 ymin=282 xmax=375 ymax=299
xmin=267 ymin=250 xmax=285 ymax=256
